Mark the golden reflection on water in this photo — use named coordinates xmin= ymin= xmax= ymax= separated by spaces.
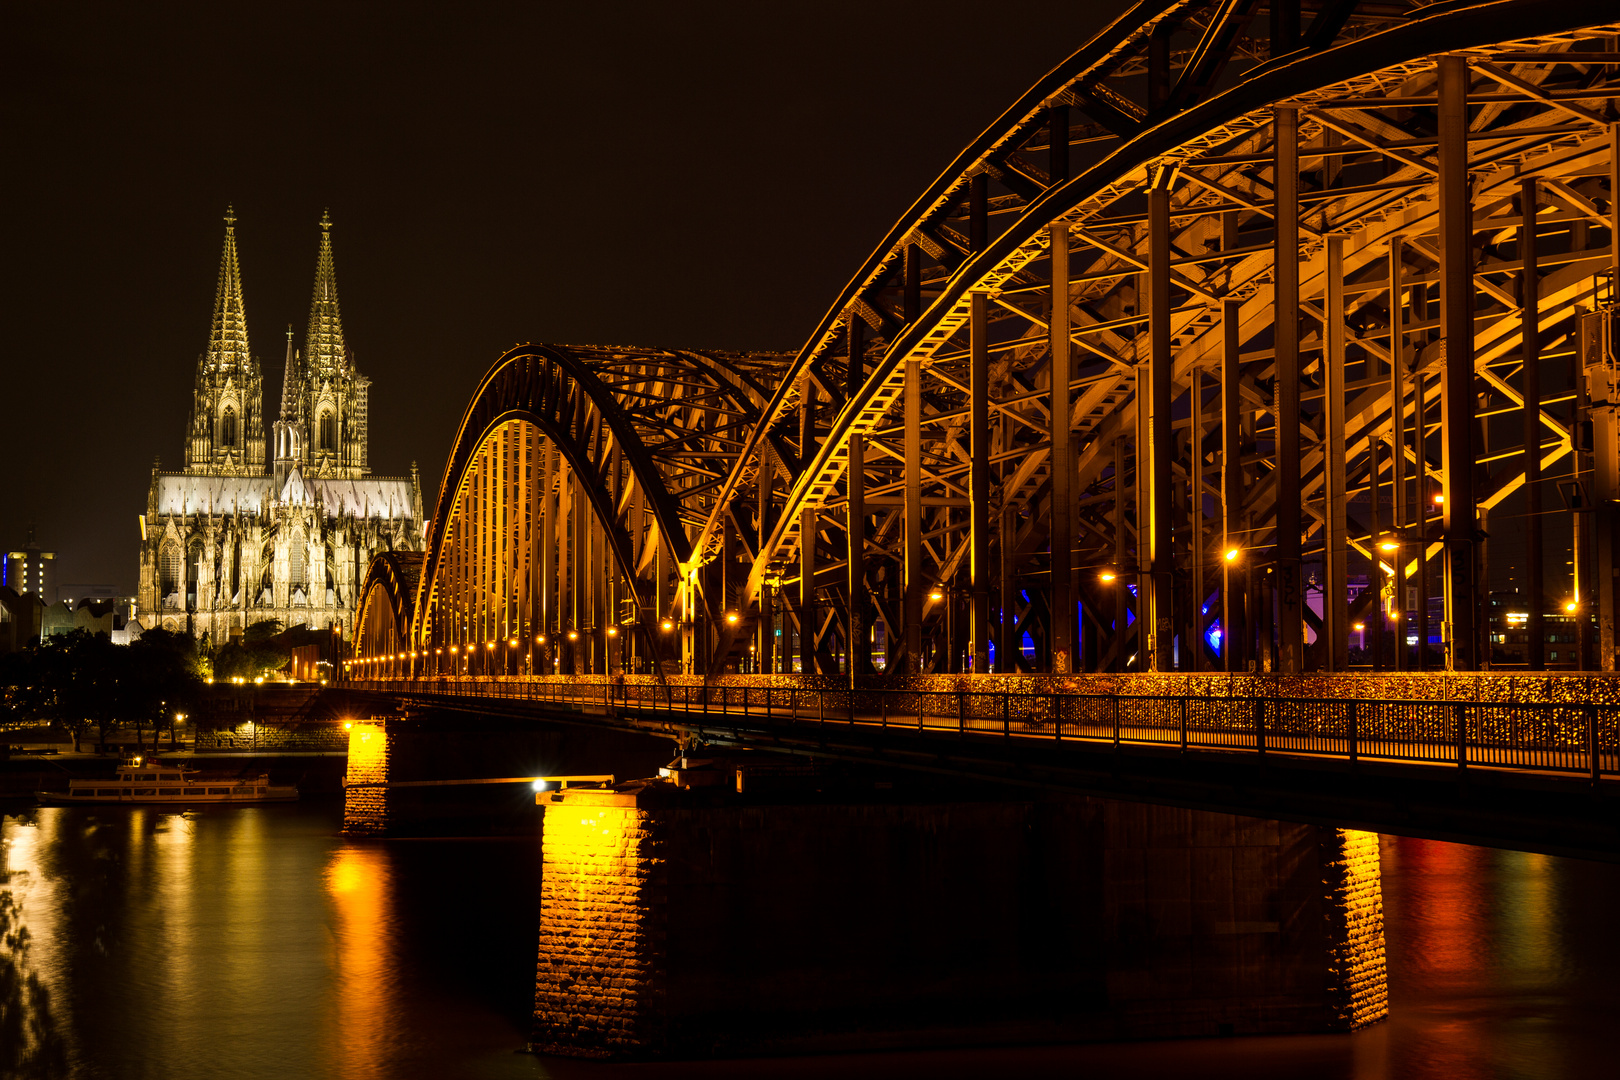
xmin=324 ymin=843 xmax=397 ymax=1078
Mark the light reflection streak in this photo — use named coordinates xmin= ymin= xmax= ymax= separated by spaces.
xmin=324 ymin=843 xmax=397 ymax=1078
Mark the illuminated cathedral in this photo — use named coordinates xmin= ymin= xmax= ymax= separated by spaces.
xmin=135 ymin=208 xmax=424 ymax=644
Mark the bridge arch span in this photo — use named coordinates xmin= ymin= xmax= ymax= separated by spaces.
xmin=353 ymin=550 xmax=425 ymax=679
xmin=706 ymin=0 xmax=1620 ymax=678
xmin=412 ymin=344 xmax=791 ymax=676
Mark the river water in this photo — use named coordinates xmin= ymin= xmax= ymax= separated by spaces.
xmin=1 ymin=801 xmax=1614 ymax=1080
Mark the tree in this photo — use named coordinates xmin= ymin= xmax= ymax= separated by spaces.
xmin=212 ymin=619 xmax=289 ymax=682
xmin=126 ymin=629 xmax=205 ymax=749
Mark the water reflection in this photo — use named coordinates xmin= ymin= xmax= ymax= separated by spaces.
xmin=1 ymin=803 xmax=1614 ymax=1080
xmin=324 ymin=843 xmax=397 ymax=1077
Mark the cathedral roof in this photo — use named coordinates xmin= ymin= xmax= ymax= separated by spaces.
xmin=205 ymin=207 xmax=252 ymax=374
xmin=153 ymin=473 xmax=416 ymax=520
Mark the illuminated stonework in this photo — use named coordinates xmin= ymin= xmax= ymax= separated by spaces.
xmin=533 ymin=784 xmax=668 ymax=1056
xmin=135 ymin=209 xmax=423 ymax=645
xmin=1322 ymin=829 xmax=1389 ymax=1029
xmin=342 ymin=721 xmax=393 ymax=835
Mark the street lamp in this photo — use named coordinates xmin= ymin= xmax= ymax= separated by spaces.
xmin=1099 ymin=570 xmax=1117 ymax=583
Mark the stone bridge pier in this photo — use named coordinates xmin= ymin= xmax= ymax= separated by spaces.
xmin=531 ymin=772 xmax=1386 ymax=1058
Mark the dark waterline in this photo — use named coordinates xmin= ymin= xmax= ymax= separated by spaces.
xmin=2 ymin=802 xmax=1615 ymax=1079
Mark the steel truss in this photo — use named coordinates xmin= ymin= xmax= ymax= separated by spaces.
xmin=357 ymin=1 xmax=1620 ymax=683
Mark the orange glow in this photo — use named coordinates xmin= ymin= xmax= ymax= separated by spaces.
xmin=1565 ymin=600 xmax=1578 ymax=613
xmin=725 ymin=611 xmax=740 ymax=624
xmin=661 ymin=620 xmax=674 ymax=632
xmin=1223 ymin=548 xmax=1240 ymax=562
xmin=1099 ymin=571 xmax=1117 ymax=583
xmin=509 ymin=638 xmax=519 ymax=647
xmin=567 ymin=630 xmax=579 ymax=641
xmin=323 ymin=843 xmax=396 ymax=1075
xmin=928 ymin=589 xmax=944 ymax=602
xmin=486 ymin=641 xmax=496 ymax=650
xmin=1433 ymin=493 xmax=1445 ymax=504
xmin=1353 ymin=622 xmax=1365 ymax=632
xmin=606 ymin=626 xmax=618 ymax=637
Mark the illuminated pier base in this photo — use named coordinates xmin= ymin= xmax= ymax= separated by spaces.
xmin=341 ymin=715 xmax=669 ymax=837
xmin=532 ymin=783 xmax=1386 ymax=1058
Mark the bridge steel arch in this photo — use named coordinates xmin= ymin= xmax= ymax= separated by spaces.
xmin=352 ymin=551 xmax=425 ymax=680
xmin=386 ymin=344 xmax=791 ymax=679
xmin=698 ymin=0 xmax=1620 ymax=680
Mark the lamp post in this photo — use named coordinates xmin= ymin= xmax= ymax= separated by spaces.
xmin=1376 ymin=532 xmax=1402 ymax=670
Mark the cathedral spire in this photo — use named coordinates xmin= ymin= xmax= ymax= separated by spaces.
xmin=304 ymin=209 xmax=347 ymax=378
xmin=206 ymin=206 xmax=252 ymax=371
xmin=185 ymin=206 xmax=265 ymax=475
xmin=278 ymin=324 xmax=301 ymax=421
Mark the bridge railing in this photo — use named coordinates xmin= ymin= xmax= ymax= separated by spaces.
xmin=354 ymin=676 xmax=1617 ymax=782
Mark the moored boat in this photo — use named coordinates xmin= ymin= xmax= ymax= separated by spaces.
xmin=36 ymin=753 xmax=299 ymax=805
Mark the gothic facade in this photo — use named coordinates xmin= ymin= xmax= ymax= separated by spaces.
xmin=135 ymin=209 xmax=423 ymax=645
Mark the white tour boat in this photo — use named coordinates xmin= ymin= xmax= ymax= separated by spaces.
xmin=38 ymin=754 xmax=299 ymax=805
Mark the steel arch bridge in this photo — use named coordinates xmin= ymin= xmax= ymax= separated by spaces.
xmin=355 ymin=0 xmax=1620 ymax=687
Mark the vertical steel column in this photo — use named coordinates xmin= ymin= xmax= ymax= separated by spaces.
xmin=1049 ymin=223 xmax=1073 ymax=672
xmin=1438 ymin=53 xmax=1478 ymax=671
xmin=1115 ymin=436 xmax=1130 ymax=668
xmin=905 ymin=356 xmax=924 ymax=673
xmin=1191 ymin=365 xmax=1206 ymax=670
xmin=1135 ymin=364 xmax=1153 ymax=669
xmin=1416 ymin=339 xmax=1430 ymax=671
xmin=1576 ymin=365 xmax=1592 ymax=670
xmin=847 ymin=435 xmax=867 ymax=681
xmin=971 ymin=290 xmax=992 ymax=674
xmin=572 ymin=474 xmax=586 ymax=674
xmin=540 ymin=443 xmax=555 ymax=667
xmin=1000 ymin=504 xmax=1017 ymax=671
xmin=799 ymin=506 xmax=816 ymax=675
xmin=1147 ymin=166 xmax=1175 ymax=671
xmin=759 ymin=446 xmax=774 ymax=674
xmin=1369 ymin=436 xmax=1383 ymax=669
xmin=1389 ymin=240 xmax=1408 ymax=671
xmin=1521 ymin=179 xmax=1544 ymax=670
xmin=1274 ymin=106 xmax=1304 ymax=673
xmin=1325 ymin=233 xmax=1349 ymax=671
xmin=1221 ymin=300 xmax=1245 ymax=673
xmin=1597 ymin=123 xmax=1620 ymax=671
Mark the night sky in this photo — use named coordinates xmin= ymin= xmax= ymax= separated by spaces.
xmin=4 ymin=1 xmax=1116 ymax=592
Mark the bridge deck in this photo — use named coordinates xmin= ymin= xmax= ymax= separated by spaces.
xmin=358 ymin=677 xmax=1618 ymax=783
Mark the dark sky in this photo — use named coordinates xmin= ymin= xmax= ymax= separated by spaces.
xmin=2 ymin=0 xmax=1120 ymax=592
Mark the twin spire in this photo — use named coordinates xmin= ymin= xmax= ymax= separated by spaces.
xmin=205 ymin=205 xmax=252 ymax=372
xmin=203 ymin=206 xmax=347 ymax=385
xmin=304 ymin=209 xmax=348 ymax=380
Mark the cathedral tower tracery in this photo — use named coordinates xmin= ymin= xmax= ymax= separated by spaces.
xmin=274 ymin=211 xmax=369 ymax=482
xmin=185 ymin=207 xmax=266 ymax=476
